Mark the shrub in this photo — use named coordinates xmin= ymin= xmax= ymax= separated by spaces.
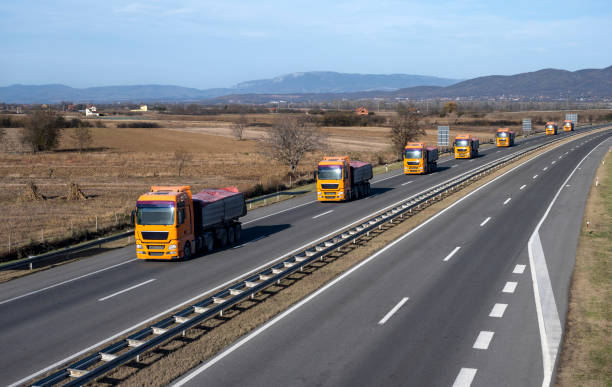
xmin=117 ymin=122 xmax=161 ymax=128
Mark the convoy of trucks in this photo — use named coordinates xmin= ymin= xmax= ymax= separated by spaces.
xmin=134 ymin=186 xmax=246 ymax=260
xmin=496 ymin=128 xmax=515 ymax=147
xmin=545 ymin=122 xmax=558 ymax=135
xmin=563 ymin=120 xmax=574 ymax=132
xmin=454 ymin=134 xmax=479 ymax=159
xmin=316 ymin=156 xmax=373 ymax=201
xmin=404 ymin=142 xmax=438 ymax=174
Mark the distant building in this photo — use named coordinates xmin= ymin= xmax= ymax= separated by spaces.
xmin=85 ymin=106 xmax=99 ymax=117
xmin=355 ymin=106 xmax=368 ymax=115
xmin=130 ymin=105 xmax=148 ymax=112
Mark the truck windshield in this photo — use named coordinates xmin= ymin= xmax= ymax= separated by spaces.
xmin=137 ymin=203 xmax=175 ymax=225
xmin=497 ymin=132 xmax=508 ymax=138
xmin=404 ymin=149 xmax=422 ymax=159
xmin=546 ymin=125 xmax=554 ymax=129
xmin=455 ymin=139 xmax=469 ymax=147
xmin=318 ymin=165 xmax=342 ymax=180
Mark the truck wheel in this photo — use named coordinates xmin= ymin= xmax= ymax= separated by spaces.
xmin=196 ymin=236 xmax=203 ymax=252
xmin=217 ymin=228 xmax=228 ymax=247
xmin=204 ymin=233 xmax=214 ymax=252
xmin=227 ymin=226 xmax=235 ymax=245
xmin=234 ymin=224 xmax=242 ymax=242
xmin=183 ymin=242 xmax=192 ymax=260
xmin=366 ymin=183 xmax=371 ymax=196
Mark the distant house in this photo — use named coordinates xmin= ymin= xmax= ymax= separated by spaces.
xmin=130 ymin=105 xmax=148 ymax=112
xmin=355 ymin=106 xmax=368 ymax=115
xmin=85 ymin=106 xmax=99 ymax=117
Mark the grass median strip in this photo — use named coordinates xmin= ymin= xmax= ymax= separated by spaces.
xmin=556 ymin=147 xmax=611 ymax=387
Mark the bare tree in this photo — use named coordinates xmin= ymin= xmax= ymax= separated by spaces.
xmin=232 ymin=114 xmax=249 ymax=140
xmin=390 ymin=110 xmax=425 ymax=160
xmin=174 ymin=147 xmax=193 ymax=177
xmin=261 ymin=116 xmax=327 ymax=174
xmin=70 ymin=124 xmax=93 ymax=152
xmin=21 ymin=111 xmax=65 ymax=153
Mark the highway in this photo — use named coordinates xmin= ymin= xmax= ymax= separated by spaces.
xmin=0 ymin=127 xmax=608 ymax=385
xmin=174 ymin=131 xmax=612 ymax=387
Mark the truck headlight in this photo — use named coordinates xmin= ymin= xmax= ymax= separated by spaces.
xmin=317 ymin=191 xmax=322 ymax=196
xmin=168 ymin=244 xmax=177 ymax=249
xmin=136 ymin=244 xmax=143 ymax=249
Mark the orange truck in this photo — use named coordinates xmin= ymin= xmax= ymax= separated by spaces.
xmin=454 ymin=134 xmax=479 ymax=159
xmin=404 ymin=142 xmax=438 ymax=174
xmin=496 ymin=128 xmax=515 ymax=147
xmin=545 ymin=122 xmax=558 ymax=135
xmin=133 ymin=186 xmax=246 ymax=260
xmin=563 ymin=120 xmax=574 ymax=132
xmin=316 ymin=156 xmax=372 ymax=201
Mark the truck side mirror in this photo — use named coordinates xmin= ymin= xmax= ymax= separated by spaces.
xmin=130 ymin=210 xmax=136 ymax=226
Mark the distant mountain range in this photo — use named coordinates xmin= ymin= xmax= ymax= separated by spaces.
xmin=1 ymin=67 xmax=611 ymax=104
xmin=0 ymin=72 xmax=458 ymax=104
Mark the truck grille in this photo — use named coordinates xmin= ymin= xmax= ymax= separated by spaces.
xmin=321 ymin=183 xmax=339 ymax=190
xmin=147 ymin=245 xmax=165 ymax=250
xmin=148 ymin=252 xmax=164 ymax=256
xmin=141 ymin=231 xmax=169 ymax=240
xmin=405 ymin=161 xmax=420 ymax=165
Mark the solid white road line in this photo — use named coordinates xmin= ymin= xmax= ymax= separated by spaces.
xmin=503 ymin=198 xmax=511 ymax=205
xmin=401 ymin=181 xmax=413 ymax=186
xmin=312 ymin=210 xmax=334 ymax=219
xmin=98 ymin=279 xmax=156 ymax=301
xmin=533 ymin=174 xmax=538 ymax=179
xmin=443 ymin=246 xmax=461 ymax=262
xmin=480 ymin=217 xmax=491 ymax=227
xmin=489 ymin=303 xmax=508 ymax=318
xmin=503 ymin=281 xmax=518 ymax=293
xmin=513 ymin=264 xmax=526 ymax=274
xmin=452 ymin=368 xmax=477 ymax=387
xmin=377 ymin=297 xmax=410 ymax=325
xmin=0 ymin=258 xmax=138 ymax=306
xmin=520 ymin=184 xmax=527 ymax=190
xmin=527 ymin=136 xmax=611 ymax=387
xmin=173 ymin=147 xmax=565 ymax=387
xmin=473 ymin=331 xmax=494 ymax=349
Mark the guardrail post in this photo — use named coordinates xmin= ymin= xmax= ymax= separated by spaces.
xmin=249 ymin=202 xmax=252 ymax=209
xmin=29 ymin=262 xmax=33 ymax=271
xmin=95 ymin=216 xmax=98 ymax=233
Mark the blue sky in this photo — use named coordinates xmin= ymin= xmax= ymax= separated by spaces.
xmin=1 ymin=0 xmax=611 ymax=88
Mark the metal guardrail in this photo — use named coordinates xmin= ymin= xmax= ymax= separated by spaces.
xmin=28 ymin=125 xmax=610 ymax=386
xmin=0 ymin=230 xmax=133 ymax=271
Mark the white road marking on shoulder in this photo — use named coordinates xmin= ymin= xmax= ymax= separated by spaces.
xmin=378 ymin=297 xmax=410 ymax=325
xmin=98 ymin=279 xmax=156 ymax=301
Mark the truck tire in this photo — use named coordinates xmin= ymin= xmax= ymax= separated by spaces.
xmin=183 ymin=242 xmax=192 ymax=260
xmin=204 ymin=232 xmax=214 ymax=252
xmin=216 ymin=228 xmax=228 ymax=247
xmin=234 ymin=223 xmax=242 ymax=242
xmin=196 ymin=236 xmax=203 ymax=252
xmin=366 ymin=183 xmax=371 ymax=196
xmin=227 ymin=226 xmax=235 ymax=245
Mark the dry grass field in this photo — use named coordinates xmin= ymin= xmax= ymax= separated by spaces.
xmin=0 ymin=109 xmax=607 ymax=259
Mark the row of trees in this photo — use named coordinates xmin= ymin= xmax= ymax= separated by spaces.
xmin=20 ymin=111 xmax=93 ymax=153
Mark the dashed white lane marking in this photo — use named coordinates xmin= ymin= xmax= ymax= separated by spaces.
xmin=513 ymin=264 xmax=526 ymax=274
xmin=452 ymin=164 xmax=458 ymax=168
xmin=378 ymin=297 xmax=410 ymax=325
xmin=543 ymin=167 xmax=548 ymax=171
xmin=503 ymin=281 xmax=518 ymax=293
xmin=452 ymin=368 xmax=477 ymax=387
xmin=558 ymin=156 xmax=563 ymax=159
xmin=401 ymin=181 xmax=413 ymax=186
xmin=520 ymin=184 xmax=527 ymax=190
xmin=312 ymin=210 xmax=334 ymax=219
xmin=443 ymin=246 xmax=461 ymax=262
xmin=496 ymin=150 xmax=501 ymax=153
xmin=243 ymin=200 xmax=317 ymax=225
xmin=98 ymin=279 xmax=156 ymax=301
xmin=503 ymin=198 xmax=512 ymax=205
xmin=232 ymin=235 xmax=266 ymax=249
xmin=552 ymin=160 xmax=556 ymax=164
xmin=489 ymin=303 xmax=508 ymax=318
xmin=480 ymin=217 xmax=491 ymax=227
xmin=473 ymin=331 xmax=495 ymax=349
xmin=533 ymin=174 xmax=539 ymax=179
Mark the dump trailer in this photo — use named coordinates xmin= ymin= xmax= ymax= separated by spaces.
xmin=563 ymin=120 xmax=574 ymax=132
xmin=545 ymin=122 xmax=558 ymax=135
xmin=134 ymin=185 xmax=246 ymax=260
xmin=404 ymin=142 xmax=438 ymax=174
xmin=317 ymin=156 xmax=372 ymax=201
xmin=496 ymin=128 xmax=515 ymax=147
xmin=454 ymin=134 xmax=479 ymax=159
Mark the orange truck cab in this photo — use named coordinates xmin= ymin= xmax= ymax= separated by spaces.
xmin=454 ymin=134 xmax=479 ymax=159
xmin=563 ymin=120 xmax=574 ymax=132
xmin=134 ymin=185 xmax=246 ymax=260
xmin=316 ymin=156 xmax=372 ymax=201
xmin=545 ymin=122 xmax=558 ymax=135
xmin=496 ymin=128 xmax=515 ymax=147
xmin=404 ymin=142 xmax=438 ymax=174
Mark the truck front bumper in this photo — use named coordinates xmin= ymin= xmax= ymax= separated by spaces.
xmin=136 ymin=240 xmax=180 ymax=260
